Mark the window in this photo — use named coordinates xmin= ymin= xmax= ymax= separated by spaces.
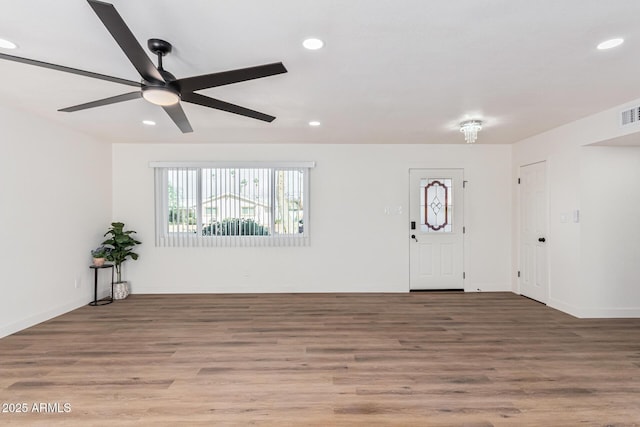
xmin=420 ymin=178 xmax=453 ymax=233
xmin=240 ymin=206 xmax=255 ymax=218
xmin=152 ymin=162 xmax=314 ymax=247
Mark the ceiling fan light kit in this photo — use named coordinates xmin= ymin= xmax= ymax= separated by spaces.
xmin=0 ymin=0 xmax=287 ymax=133
xmin=142 ymin=86 xmax=180 ymax=106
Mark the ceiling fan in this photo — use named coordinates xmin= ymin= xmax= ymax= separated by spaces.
xmin=0 ymin=0 xmax=287 ymax=133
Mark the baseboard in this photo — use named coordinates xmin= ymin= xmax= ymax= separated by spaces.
xmin=0 ymin=297 xmax=89 ymax=339
xmin=130 ymin=283 xmax=403 ymax=294
xmin=548 ymin=297 xmax=640 ymax=318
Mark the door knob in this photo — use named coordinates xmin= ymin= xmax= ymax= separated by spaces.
xmin=538 ymin=237 xmax=546 ymax=242
xmin=411 ymin=234 xmax=418 ymax=242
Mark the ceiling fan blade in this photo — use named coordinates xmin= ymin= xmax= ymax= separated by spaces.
xmin=176 ymin=62 xmax=287 ymax=92
xmin=182 ymin=92 xmax=276 ymax=122
xmin=87 ymin=0 xmax=164 ymax=83
xmin=58 ymin=91 xmax=142 ymax=112
xmin=162 ymin=103 xmax=193 ymax=133
xmin=0 ymin=52 xmax=140 ymax=87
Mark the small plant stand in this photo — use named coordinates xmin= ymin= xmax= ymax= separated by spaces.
xmin=89 ymin=263 xmax=114 ymax=306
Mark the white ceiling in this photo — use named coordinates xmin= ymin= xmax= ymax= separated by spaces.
xmin=1 ymin=0 xmax=639 ymax=144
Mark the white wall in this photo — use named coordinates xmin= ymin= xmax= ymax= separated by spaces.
xmin=580 ymin=145 xmax=640 ymax=316
xmin=512 ymin=97 xmax=640 ymax=317
xmin=112 ymin=143 xmax=512 ymax=294
xmin=0 ymin=105 xmax=112 ymax=338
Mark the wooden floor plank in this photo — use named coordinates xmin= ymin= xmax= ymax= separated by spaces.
xmin=0 ymin=292 xmax=639 ymax=425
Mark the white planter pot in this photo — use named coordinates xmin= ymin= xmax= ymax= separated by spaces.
xmin=113 ymin=281 xmax=130 ymax=300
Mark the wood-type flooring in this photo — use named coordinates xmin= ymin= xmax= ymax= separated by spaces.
xmin=0 ymin=292 xmax=639 ymax=426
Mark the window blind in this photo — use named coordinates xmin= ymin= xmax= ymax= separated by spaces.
xmin=152 ymin=162 xmax=313 ymax=247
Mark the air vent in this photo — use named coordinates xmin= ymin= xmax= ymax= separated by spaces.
xmin=621 ymin=106 xmax=640 ymax=126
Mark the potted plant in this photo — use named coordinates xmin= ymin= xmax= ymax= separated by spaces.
xmin=90 ymin=245 xmax=111 ymax=267
xmin=102 ymin=222 xmax=141 ymax=300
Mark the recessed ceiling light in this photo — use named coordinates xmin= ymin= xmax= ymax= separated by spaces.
xmin=308 ymin=121 xmax=321 ymax=127
xmin=303 ymin=38 xmax=324 ymax=50
xmin=142 ymin=120 xmax=156 ymax=126
xmin=597 ymin=38 xmax=624 ymax=50
xmin=0 ymin=38 xmax=17 ymax=49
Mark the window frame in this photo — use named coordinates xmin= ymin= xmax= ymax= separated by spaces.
xmin=151 ymin=161 xmax=314 ymax=247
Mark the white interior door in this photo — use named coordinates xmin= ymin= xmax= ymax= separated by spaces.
xmin=409 ymin=169 xmax=464 ymax=290
xmin=519 ymin=161 xmax=548 ymax=303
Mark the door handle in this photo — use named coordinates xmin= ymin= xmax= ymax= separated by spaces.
xmin=411 ymin=234 xmax=418 ymax=242
xmin=538 ymin=237 xmax=546 ymax=243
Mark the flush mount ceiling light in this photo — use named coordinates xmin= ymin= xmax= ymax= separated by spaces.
xmin=142 ymin=120 xmax=156 ymax=126
xmin=0 ymin=38 xmax=17 ymax=49
xmin=597 ymin=38 xmax=624 ymax=50
xmin=303 ymin=38 xmax=324 ymax=50
xmin=308 ymin=120 xmax=321 ymax=126
xmin=460 ymin=120 xmax=483 ymax=144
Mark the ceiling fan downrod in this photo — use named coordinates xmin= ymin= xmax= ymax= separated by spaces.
xmin=147 ymin=38 xmax=172 ymax=71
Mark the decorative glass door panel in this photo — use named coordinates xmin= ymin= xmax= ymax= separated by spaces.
xmin=420 ymin=178 xmax=453 ymax=233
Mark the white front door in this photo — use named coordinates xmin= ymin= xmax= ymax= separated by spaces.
xmin=519 ymin=161 xmax=548 ymax=303
xmin=409 ymin=169 xmax=464 ymax=290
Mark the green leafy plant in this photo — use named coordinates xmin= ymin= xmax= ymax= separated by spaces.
xmin=102 ymin=222 xmax=141 ymax=283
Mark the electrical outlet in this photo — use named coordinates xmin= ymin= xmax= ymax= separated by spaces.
xmin=74 ymin=277 xmax=80 ymax=289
